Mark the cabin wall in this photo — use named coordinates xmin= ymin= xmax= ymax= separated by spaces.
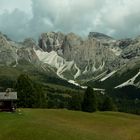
xmin=0 ymin=100 xmax=16 ymax=112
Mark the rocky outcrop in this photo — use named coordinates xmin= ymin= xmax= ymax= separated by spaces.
xmin=0 ymin=33 xmax=39 ymax=66
xmin=37 ymin=32 xmax=119 ymax=80
xmin=88 ymin=32 xmax=113 ymax=40
xmin=0 ymin=33 xmax=17 ymax=66
xmin=38 ymin=32 xmax=65 ymax=53
xmin=121 ymin=38 xmax=140 ymax=59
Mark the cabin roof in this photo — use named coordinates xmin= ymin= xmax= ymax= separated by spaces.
xmin=0 ymin=92 xmax=17 ymax=100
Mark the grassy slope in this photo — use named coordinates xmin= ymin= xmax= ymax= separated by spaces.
xmin=0 ymin=109 xmax=140 ymax=140
xmin=0 ymin=64 xmax=80 ymax=90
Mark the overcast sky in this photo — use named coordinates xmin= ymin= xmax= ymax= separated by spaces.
xmin=0 ymin=0 xmax=140 ymax=41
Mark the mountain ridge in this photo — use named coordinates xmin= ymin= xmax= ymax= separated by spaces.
xmin=0 ymin=31 xmax=140 ymax=89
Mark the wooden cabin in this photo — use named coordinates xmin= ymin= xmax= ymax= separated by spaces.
xmin=0 ymin=89 xmax=17 ymax=112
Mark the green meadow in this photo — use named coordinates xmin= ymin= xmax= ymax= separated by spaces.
xmin=0 ymin=109 xmax=140 ymax=140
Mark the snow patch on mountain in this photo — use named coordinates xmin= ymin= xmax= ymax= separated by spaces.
xmin=56 ymin=64 xmax=67 ymax=79
xmin=83 ymin=66 xmax=88 ymax=74
xmin=74 ymin=64 xmax=81 ymax=79
xmin=68 ymin=80 xmax=87 ymax=89
xmin=100 ymin=70 xmax=117 ymax=82
xmin=56 ymin=61 xmax=74 ymax=79
xmin=35 ymin=49 xmax=82 ymax=79
xmin=35 ymin=50 xmax=65 ymax=69
xmin=115 ymin=70 xmax=140 ymax=88
xmin=99 ymin=61 xmax=105 ymax=70
xmin=68 ymin=80 xmax=80 ymax=86
xmin=92 ymin=64 xmax=97 ymax=72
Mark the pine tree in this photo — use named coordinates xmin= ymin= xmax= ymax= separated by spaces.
xmin=68 ymin=94 xmax=82 ymax=111
xmin=16 ymin=74 xmax=47 ymax=108
xmin=82 ymin=86 xmax=97 ymax=112
xmin=102 ymin=96 xmax=117 ymax=111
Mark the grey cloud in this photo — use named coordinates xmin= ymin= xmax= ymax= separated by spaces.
xmin=0 ymin=0 xmax=140 ymax=41
xmin=0 ymin=9 xmax=30 ymax=40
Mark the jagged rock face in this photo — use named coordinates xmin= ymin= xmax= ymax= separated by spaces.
xmin=0 ymin=33 xmax=17 ymax=66
xmin=39 ymin=32 xmax=117 ymax=67
xmin=17 ymin=47 xmax=39 ymax=64
xmin=38 ymin=32 xmax=119 ymax=80
xmin=62 ymin=33 xmax=83 ymax=61
xmin=0 ymin=33 xmax=39 ymax=66
xmin=62 ymin=35 xmax=117 ymax=71
xmin=38 ymin=32 xmax=65 ymax=53
xmin=23 ymin=38 xmax=37 ymax=49
xmin=17 ymin=38 xmax=41 ymax=63
xmin=117 ymin=38 xmax=138 ymax=49
xmin=37 ymin=31 xmax=140 ymax=82
xmin=121 ymin=38 xmax=140 ymax=60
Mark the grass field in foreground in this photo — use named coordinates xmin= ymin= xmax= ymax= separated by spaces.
xmin=0 ymin=109 xmax=140 ymax=140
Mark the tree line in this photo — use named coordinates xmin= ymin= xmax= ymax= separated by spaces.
xmin=16 ymin=74 xmax=116 ymax=112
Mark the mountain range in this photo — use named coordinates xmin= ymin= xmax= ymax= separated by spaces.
xmin=0 ymin=31 xmax=140 ymax=90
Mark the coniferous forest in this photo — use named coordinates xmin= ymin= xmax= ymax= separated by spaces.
xmin=11 ymin=74 xmax=140 ymax=115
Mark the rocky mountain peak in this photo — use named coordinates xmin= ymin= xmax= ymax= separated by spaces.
xmin=23 ymin=38 xmax=38 ymax=49
xmin=0 ymin=33 xmax=9 ymax=46
xmin=38 ymin=32 xmax=65 ymax=52
xmin=88 ymin=32 xmax=113 ymax=40
xmin=0 ymin=32 xmax=13 ymax=51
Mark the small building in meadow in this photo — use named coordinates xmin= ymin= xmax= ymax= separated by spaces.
xmin=0 ymin=88 xmax=17 ymax=112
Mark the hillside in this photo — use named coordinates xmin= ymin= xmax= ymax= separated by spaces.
xmin=0 ymin=109 xmax=140 ymax=140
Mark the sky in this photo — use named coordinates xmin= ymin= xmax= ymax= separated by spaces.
xmin=0 ymin=0 xmax=140 ymax=41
